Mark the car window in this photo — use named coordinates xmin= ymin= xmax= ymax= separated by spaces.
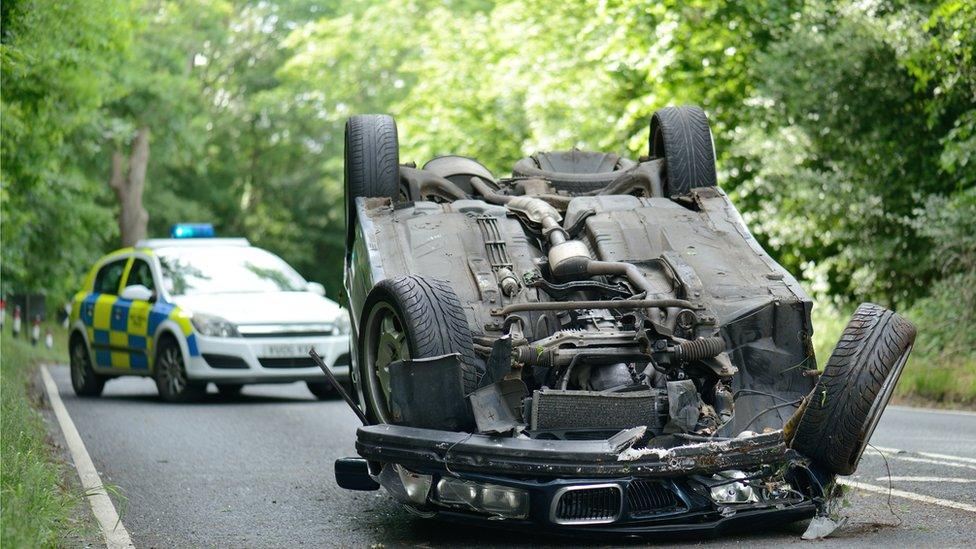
xmin=125 ymin=258 xmax=155 ymax=293
xmin=93 ymin=259 xmax=127 ymax=295
xmin=156 ymin=246 xmax=307 ymax=296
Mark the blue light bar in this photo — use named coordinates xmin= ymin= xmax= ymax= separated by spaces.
xmin=170 ymin=223 xmax=215 ymax=239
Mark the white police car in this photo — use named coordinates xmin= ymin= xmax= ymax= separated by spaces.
xmin=68 ymin=224 xmax=351 ymax=401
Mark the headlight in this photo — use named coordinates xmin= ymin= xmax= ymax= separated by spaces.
xmin=333 ymin=310 xmax=352 ymax=335
xmin=433 ymin=477 xmax=529 ymax=519
xmin=190 ymin=313 xmax=240 ymax=338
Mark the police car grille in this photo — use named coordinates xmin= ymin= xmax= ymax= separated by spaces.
xmin=241 ymin=331 xmax=333 ymax=338
xmin=203 ymin=354 xmax=249 ymax=369
xmin=258 ymin=357 xmax=317 ymax=368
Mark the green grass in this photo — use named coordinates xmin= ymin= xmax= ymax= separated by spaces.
xmin=811 ymin=302 xmax=976 ymax=409
xmin=0 ymin=318 xmax=88 ymax=547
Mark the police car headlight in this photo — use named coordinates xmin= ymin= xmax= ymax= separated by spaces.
xmin=190 ymin=313 xmax=241 ymax=338
xmin=333 ymin=310 xmax=351 ymax=336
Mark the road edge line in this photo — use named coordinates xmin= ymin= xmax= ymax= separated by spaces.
xmin=838 ymin=478 xmax=976 ymax=514
xmin=888 ymin=405 xmax=976 ymax=417
xmin=40 ymin=365 xmax=135 ymax=549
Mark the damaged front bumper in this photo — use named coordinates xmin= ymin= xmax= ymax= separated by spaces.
xmin=345 ymin=424 xmax=822 ymax=536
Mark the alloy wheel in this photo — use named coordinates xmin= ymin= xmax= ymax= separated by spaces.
xmin=363 ymin=302 xmax=410 ymax=422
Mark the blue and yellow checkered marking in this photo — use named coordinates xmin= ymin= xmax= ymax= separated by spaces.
xmin=78 ymin=292 xmax=199 ymax=371
xmin=71 ymin=250 xmax=203 ymax=372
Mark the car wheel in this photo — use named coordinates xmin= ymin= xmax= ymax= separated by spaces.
xmin=154 ymin=337 xmax=206 ymax=403
xmin=512 ymin=150 xmax=636 ymax=192
xmin=790 ymin=303 xmax=916 ymax=475
xmin=306 ymin=381 xmax=336 ymax=400
xmin=216 ymin=384 xmax=243 ymax=398
xmin=344 ymin=114 xmax=400 ymax=252
xmin=70 ymin=335 xmax=106 ymax=397
xmin=650 ymin=105 xmax=718 ymax=196
xmin=358 ymin=275 xmax=482 ymax=424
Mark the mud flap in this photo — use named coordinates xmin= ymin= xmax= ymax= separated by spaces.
xmin=389 ymin=353 xmax=474 ymax=430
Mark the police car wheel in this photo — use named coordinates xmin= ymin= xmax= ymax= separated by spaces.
xmin=70 ymin=336 xmax=105 ymax=397
xmin=306 ymin=381 xmax=335 ymax=400
xmin=154 ymin=338 xmax=205 ymax=402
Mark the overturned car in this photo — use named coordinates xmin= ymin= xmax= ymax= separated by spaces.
xmin=328 ymin=106 xmax=917 ymax=537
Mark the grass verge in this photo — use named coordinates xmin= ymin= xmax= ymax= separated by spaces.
xmin=0 ymin=320 xmax=87 ymax=547
xmin=812 ymin=302 xmax=976 ymax=409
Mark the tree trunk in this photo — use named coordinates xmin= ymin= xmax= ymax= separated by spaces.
xmin=109 ymin=126 xmax=151 ymax=247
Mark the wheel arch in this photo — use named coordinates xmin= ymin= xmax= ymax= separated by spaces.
xmin=68 ymin=322 xmax=94 ymax=365
xmin=151 ymin=320 xmax=192 ymax=372
xmin=69 ymin=320 xmax=90 ymax=347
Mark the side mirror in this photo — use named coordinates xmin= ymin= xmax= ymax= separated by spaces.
xmin=307 ymin=282 xmax=326 ymax=297
xmin=120 ymin=284 xmax=154 ymax=302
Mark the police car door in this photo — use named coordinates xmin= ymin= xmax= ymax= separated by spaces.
xmin=119 ymin=256 xmax=156 ymax=371
xmin=88 ymin=257 xmax=130 ymax=369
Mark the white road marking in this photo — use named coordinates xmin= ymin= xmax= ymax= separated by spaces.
xmin=875 ymin=476 xmax=976 ymax=483
xmin=870 ymin=445 xmax=976 ymax=465
xmin=839 ymin=479 xmax=976 ymax=514
xmin=40 ymin=366 xmax=135 ymax=549
xmin=887 ymin=405 xmax=976 ymax=417
xmin=864 ymin=447 xmax=976 ymax=471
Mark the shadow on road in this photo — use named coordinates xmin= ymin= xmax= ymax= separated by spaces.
xmin=91 ymin=384 xmax=337 ymax=406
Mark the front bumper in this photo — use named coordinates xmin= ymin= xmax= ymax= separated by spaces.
xmin=185 ymin=334 xmax=351 ymax=383
xmin=356 ymin=424 xmax=788 ymax=477
xmin=352 ymin=424 xmax=818 ymax=536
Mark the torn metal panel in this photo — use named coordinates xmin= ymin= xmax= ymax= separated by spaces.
xmin=469 ymin=379 xmax=527 ymax=434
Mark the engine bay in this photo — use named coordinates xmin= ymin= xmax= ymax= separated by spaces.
xmin=347 ymin=153 xmax=817 ymax=444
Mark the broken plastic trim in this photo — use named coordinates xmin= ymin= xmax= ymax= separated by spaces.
xmin=355 ymin=424 xmax=789 ymax=478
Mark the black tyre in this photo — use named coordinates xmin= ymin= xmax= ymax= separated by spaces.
xmin=306 ymin=381 xmax=335 ymax=400
xmin=358 ymin=275 xmax=482 ymax=424
xmin=791 ymin=303 xmax=916 ymax=475
xmin=344 ymin=114 xmax=400 ymax=251
xmin=154 ymin=336 xmax=206 ymax=403
xmin=512 ymin=150 xmax=636 ymax=192
xmin=216 ymin=383 xmax=243 ymax=397
xmin=69 ymin=334 xmax=106 ymax=397
xmin=650 ymin=105 xmax=717 ymax=196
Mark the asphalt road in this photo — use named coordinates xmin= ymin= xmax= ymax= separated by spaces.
xmin=43 ymin=364 xmax=976 ymax=547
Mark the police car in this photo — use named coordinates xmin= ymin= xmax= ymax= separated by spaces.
xmin=68 ymin=224 xmax=351 ymax=402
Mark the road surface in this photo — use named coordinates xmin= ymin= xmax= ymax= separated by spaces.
xmin=42 ymin=365 xmax=976 ymax=547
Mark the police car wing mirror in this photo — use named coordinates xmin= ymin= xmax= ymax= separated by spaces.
xmin=120 ymin=284 xmax=154 ymax=302
xmin=307 ymin=282 xmax=326 ymax=297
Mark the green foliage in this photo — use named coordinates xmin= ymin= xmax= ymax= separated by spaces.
xmin=2 ymin=0 xmax=973 ymax=382
xmin=905 ymin=188 xmax=976 ymax=360
xmin=1 ymin=0 xmax=133 ymax=301
xmin=729 ymin=1 xmax=973 ymax=307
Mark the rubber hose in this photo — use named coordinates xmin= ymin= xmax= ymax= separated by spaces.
xmin=674 ymin=336 xmax=725 ymax=361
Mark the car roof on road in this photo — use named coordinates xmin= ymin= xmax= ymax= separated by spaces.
xmin=134 ymin=238 xmax=251 ymax=249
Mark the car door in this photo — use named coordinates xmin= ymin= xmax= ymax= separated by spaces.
xmin=119 ymin=256 xmax=156 ymax=370
xmin=88 ymin=257 xmax=129 ymax=369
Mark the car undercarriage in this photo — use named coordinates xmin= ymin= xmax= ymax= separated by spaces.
xmin=328 ymin=106 xmax=917 ymax=537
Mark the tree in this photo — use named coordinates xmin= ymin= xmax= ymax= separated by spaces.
xmin=1 ymin=0 xmax=133 ymax=301
xmin=103 ymin=0 xmax=231 ymax=246
xmin=109 ymin=127 xmax=151 ymax=245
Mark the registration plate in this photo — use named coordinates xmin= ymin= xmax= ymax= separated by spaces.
xmin=261 ymin=343 xmax=315 ymax=358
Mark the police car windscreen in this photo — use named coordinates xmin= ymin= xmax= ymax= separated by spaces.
xmin=157 ymin=246 xmax=307 ymax=296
